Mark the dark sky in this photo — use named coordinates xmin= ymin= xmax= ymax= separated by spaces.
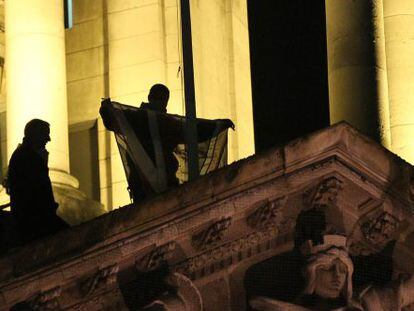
xmin=247 ymin=0 xmax=330 ymax=152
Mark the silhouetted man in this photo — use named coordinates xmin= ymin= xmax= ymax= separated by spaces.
xmin=140 ymin=83 xmax=170 ymax=113
xmin=7 ymin=119 xmax=68 ymax=244
xmin=100 ymin=84 xmax=234 ymax=201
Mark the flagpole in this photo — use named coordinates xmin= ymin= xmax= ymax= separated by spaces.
xmin=180 ymin=0 xmax=199 ymax=181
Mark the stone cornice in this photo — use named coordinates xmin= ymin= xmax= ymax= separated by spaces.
xmin=1 ymin=123 xmax=414 ymax=309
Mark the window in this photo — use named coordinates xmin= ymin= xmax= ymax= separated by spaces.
xmin=64 ymin=0 xmax=73 ymax=29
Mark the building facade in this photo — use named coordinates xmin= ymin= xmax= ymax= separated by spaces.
xmin=1 ymin=1 xmax=414 ymax=310
xmin=1 ymin=123 xmax=414 ymax=310
xmin=0 ymin=1 xmax=412 ymax=222
xmin=0 ymin=0 xmax=254 ymax=219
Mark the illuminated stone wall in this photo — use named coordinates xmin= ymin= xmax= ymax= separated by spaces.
xmin=326 ymin=0 xmax=414 ymax=164
xmin=325 ymin=0 xmax=391 ymax=148
xmin=383 ymin=0 xmax=414 ymax=164
xmin=65 ymin=1 xmax=109 ymax=207
xmin=0 ymin=0 xmax=6 ymax=180
xmin=64 ymin=0 xmax=254 ymax=209
xmin=191 ymin=0 xmax=254 ymax=160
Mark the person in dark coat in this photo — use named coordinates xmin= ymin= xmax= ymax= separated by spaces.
xmin=7 ymin=119 xmax=69 ymax=244
xmin=100 ymin=84 xmax=234 ymax=201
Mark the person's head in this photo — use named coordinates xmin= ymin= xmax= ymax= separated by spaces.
xmin=23 ymin=119 xmax=51 ymax=150
xmin=302 ymin=247 xmax=353 ymax=302
xmin=148 ymin=83 xmax=170 ymax=112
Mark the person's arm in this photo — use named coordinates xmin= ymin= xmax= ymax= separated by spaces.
xmin=100 ymin=98 xmax=121 ymax=132
xmin=196 ymin=118 xmax=235 ymax=142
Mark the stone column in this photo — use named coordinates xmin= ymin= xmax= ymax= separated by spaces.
xmin=5 ymin=0 xmax=77 ymax=187
xmin=383 ymin=0 xmax=414 ymax=164
xmin=326 ymin=0 xmax=391 ymax=148
xmin=5 ymin=0 xmax=104 ymax=224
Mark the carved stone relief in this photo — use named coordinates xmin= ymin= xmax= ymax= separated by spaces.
xmin=81 ymin=264 xmax=119 ymax=297
xmin=361 ymin=211 xmax=399 ymax=245
xmin=247 ymin=197 xmax=286 ymax=230
xmin=349 ymin=201 xmax=401 ymax=256
xmin=146 ymin=273 xmax=203 ymax=311
xmin=249 ymin=208 xmax=414 ymax=311
xmin=191 ymin=217 xmax=232 ymax=251
xmin=303 ymin=176 xmax=343 ymax=209
xmin=137 ymin=242 xmax=177 ymax=272
xmin=28 ymin=286 xmax=62 ymax=311
xmin=176 ymin=225 xmax=279 ymax=279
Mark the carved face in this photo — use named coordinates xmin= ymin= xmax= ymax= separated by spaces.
xmin=313 ymin=258 xmax=347 ymax=299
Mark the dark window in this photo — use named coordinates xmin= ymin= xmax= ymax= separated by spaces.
xmin=248 ymin=0 xmax=330 ymax=152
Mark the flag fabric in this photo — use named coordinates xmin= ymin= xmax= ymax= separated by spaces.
xmin=100 ymin=100 xmax=232 ymax=202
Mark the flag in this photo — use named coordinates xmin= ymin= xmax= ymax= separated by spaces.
xmin=100 ymin=100 xmax=232 ymax=202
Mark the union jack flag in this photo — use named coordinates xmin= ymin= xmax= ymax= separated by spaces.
xmin=100 ymin=99 xmax=233 ymax=202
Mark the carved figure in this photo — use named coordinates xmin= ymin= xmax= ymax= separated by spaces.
xmin=250 ymin=234 xmax=414 ymax=310
xmin=82 ymin=264 xmax=119 ymax=297
xmin=192 ymin=217 xmax=232 ymax=250
xmin=137 ymin=242 xmax=177 ymax=272
xmin=100 ymin=84 xmax=234 ymax=202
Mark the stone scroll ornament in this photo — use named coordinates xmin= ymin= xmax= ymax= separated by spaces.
xmin=142 ymin=273 xmax=203 ymax=311
xmin=81 ymin=264 xmax=119 ymax=297
xmin=247 ymin=196 xmax=286 ymax=230
xmin=303 ymin=176 xmax=343 ymax=209
xmin=249 ymin=208 xmax=414 ymax=311
xmin=349 ymin=201 xmax=401 ymax=256
xmin=137 ymin=241 xmax=177 ymax=272
xmin=360 ymin=211 xmax=399 ymax=245
xmin=191 ymin=217 xmax=232 ymax=251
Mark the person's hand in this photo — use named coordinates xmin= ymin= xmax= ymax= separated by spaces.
xmin=221 ymin=119 xmax=235 ymax=130
xmin=101 ymin=97 xmax=111 ymax=107
xmin=99 ymin=98 xmax=120 ymax=132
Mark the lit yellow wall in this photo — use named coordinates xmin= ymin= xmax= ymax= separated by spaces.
xmin=65 ymin=0 xmax=254 ymax=209
xmin=190 ymin=0 xmax=254 ymax=160
xmin=0 ymin=1 xmax=6 ymax=178
xmin=383 ymin=0 xmax=414 ymax=164
xmin=65 ymin=0 xmax=110 ymax=207
xmin=65 ymin=0 xmax=105 ymax=126
xmin=6 ymin=0 xmax=72 ymax=176
xmin=66 ymin=0 xmax=184 ymax=209
xmin=325 ymin=0 xmax=391 ymax=148
xmin=106 ymin=1 xmax=171 ymax=208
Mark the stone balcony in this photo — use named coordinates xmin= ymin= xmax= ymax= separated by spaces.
xmin=1 ymin=122 xmax=414 ymax=310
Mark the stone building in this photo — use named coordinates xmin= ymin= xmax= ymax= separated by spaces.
xmin=1 ymin=123 xmax=414 ymax=310
xmin=0 ymin=0 xmax=254 ymax=219
xmin=2 ymin=0 xmax=414 ymax=310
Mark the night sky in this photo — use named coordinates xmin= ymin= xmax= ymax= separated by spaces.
xmin=247 ymin=0 xmax=330 ymax=153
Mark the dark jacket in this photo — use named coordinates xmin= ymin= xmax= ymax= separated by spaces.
xmin=8 ymin=143 xmax=66 ymax=241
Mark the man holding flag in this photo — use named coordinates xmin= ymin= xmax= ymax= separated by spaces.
xmin=100 ymin=84 xmax=234 ymax=202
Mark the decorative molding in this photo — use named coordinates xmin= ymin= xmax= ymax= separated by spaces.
xmin=176 ymin=226 xmax=279 ymax=279
xmin=137 ymin=242 xmax=177 ymax=272
xmin=304 ymin=176 xmax=343 ymax=209
xmin=247 ymin=197 xmax=286 ymax=230
xmin=349 ymin=201 xmax=401 ymax=256
xmin=29 ymin=286 xmax=61 ymax=311
xmin=82 ymin=264 xmax=119 ymax=297
xmin=166 ymin=273 xmax=203 ymax=311
xmin=361 ymin=211 xmax=399 ymax=245
xmin=191 ymin=217 xmax=232 ymax=250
